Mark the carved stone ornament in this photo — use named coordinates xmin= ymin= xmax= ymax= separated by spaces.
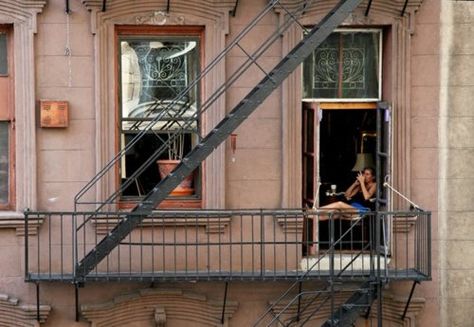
xmin=135 ymin=11 xmax=185 ymax=25
xmin=342 ymin=12 xmax=374 ymax=25
xmin=81 ymin=288 xmax=238 ymax=327
xmin=0 ymin=292 xmax=51 ymax=326
xmin=154 ymin=307 xmax=166 ymax=327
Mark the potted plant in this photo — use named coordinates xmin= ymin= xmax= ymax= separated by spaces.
xmin=156 ymin=132 xmax=194 ymax=196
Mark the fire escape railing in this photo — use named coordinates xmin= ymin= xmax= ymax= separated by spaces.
xmin=25 ymin=209 xmax=431 ymax=283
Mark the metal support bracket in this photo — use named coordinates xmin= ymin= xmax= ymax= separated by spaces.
xmin=231 ymin=0 xmax=239 ymax=17
xmin=296 ymin=281 xmax=303 ymax=322
xmin=401 ymin=0 xmax=409 ymax=16
xmin=364 ymin=302 xmax=372 ymax=319
xmin=401 ymin=281 xmax=419 ymax=321
xmin=36 ymin=283 xmax=40 ymax=322
xmin=74 ymin=282 xmax=84 ymax=322
xmin=221 ymin=281 xmax=229 ymax=324
xmin=364 ymin=0 xmax=373 ymax=16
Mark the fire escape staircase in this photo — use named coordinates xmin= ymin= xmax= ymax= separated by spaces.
xmin=320 ymin=281 xmax=376 ymax=327
xmin=252 ymin=216 xmax=379 ymax=327
xmin=74 ymin=0 xmax=365 ymax=280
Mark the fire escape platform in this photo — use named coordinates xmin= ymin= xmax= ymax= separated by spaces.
xmin=25 ymin=209 xmax=431 ymax=284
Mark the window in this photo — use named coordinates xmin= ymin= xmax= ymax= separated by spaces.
xmin=117 ymin=26 xmax=202 ymax=205
xmin=303 ymin=29 xmax=382 ymax=101
xmin=0 ymin=26 xmax=13 ymax=210
xmin=301 ymin=29 xmax=385 ymax=252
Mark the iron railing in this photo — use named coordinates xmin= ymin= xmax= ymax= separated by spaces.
xmin=24 ymin=209 xmax=430 ymax=283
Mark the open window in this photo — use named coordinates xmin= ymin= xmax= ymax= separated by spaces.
xmin=302 ymin=28 xmax=383 ymax=207
xmin=301 ymin=29 xmax=388 ymax=252
xmin=117 ymin=26 xmax=203 ymax=207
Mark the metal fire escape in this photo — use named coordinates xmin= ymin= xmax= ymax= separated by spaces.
xmin=74 ymin=0 xmax=365 ymax=279
xmin=24 ymin=0 xmax=432 ymax=325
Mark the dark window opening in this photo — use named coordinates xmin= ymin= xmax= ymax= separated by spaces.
xmin=318 ymin=108 xmax=376 ymax=250
xmin=0 ymin=33 xmax=7 ymax=75
xmin=302 ymin=105 xmax=378 ymax=252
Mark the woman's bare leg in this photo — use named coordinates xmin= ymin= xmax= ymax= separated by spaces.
xmin=320 ymin=201 xmax=354 ymax=210
xmin=318 ymin=201 xmax=359 ymax=220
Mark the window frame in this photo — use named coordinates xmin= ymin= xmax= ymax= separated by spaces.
xmin=302 ymin=28 xmax=383 ymax=103
xmin=115 ymin=25 xmax=205 ymax=209
xmin=0 ymin=25 xmax=14 ymax=211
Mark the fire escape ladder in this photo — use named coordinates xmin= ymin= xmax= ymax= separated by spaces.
xmin=253 ymin=212 xmax=377 ymax=327
xmin=74 ymin=0 xmax=364 ymax=279
xmin=276 ymin=281 xmax=377 ymax=327
xmin=321 ymin=281 xmax=377 ymax=327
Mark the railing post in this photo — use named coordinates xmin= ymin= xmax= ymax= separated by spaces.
xmin=329 ymin=212 xmax=335 ymax=327
xmin=427 ymin=212 xmax=432 ymax=278
xmin=376 ymin=211 xmax=382 ymax=327
xmin=72 ymin=212 xmax=77 ymax=280
xmin=24 ymin=209 xmax=29 ymax=280
xmin=36 ymin=282 xmax=40 ymax=322
xmin=260 ymin=209 xmax=265 ymax=278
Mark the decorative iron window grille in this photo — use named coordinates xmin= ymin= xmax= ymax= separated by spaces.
xmin=303 ymin=29 xmax=382 ymax=101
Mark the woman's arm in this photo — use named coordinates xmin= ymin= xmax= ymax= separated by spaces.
xmin=344 ymin=180 xmax=360 ymax=199
xmin=359 ymin=180 xmax=376 ymax=200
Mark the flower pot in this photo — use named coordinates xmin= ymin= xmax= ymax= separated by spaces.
xmin=156 ymin=159 xmax=194 ymax=196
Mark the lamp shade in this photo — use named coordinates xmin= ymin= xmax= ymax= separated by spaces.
xmin=352 ymin=153 xmax=375 ymax=172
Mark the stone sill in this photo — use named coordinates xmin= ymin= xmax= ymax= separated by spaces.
xmin=93 ymin=215 xmax=232 ymax=234
xmin=0 ymin=211 xmax=44 ymax=236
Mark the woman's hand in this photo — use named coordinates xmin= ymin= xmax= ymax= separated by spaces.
xmin=356 ymin=172 xmax=365 ymax=185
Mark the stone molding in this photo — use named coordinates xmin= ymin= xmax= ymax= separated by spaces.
xmin=0 ymin=292 xmax=51 ymax=326
xmin=0 ymin=0 xmax=46 ymax=233
xmin=78 ymin=0 xmax=235 ymax=211
xmin=81 ymin=288 xmax=238 ymax=327
xmin=277 ymin=1 xmax=422 ymax=209
xmin=0 ymin=0 xmax=46 ymax=33
xmin=277 ymin=214 xmax=304 ymax=234
xmin=393 ymin=214 xmax=418 ymax=234
xmin=93 ymin=215 xmax=231 ymax=234
xmin=0 ymin=212 xmax=44 ymax=235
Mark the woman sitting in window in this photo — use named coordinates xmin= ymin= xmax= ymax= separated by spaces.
xmin=319 ymin=167 xmax=376 ymax=219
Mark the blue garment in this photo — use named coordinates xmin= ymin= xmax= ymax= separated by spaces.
xmin=350 ymin=201 xmax=370 ymax=213
xmin=349 ymin=190 xmax=375 ymax=211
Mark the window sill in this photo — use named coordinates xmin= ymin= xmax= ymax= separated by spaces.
xmin=0 ymin=211 xmax=44 ymax=236
xmin=276 ymin=213 xmax=305 ymax=234
xmin=95 ymin=199 xmax=231 ymax=235
xmin=119 ymin=198 xmax=202 ymax=209
xmin=393 ymin=214 xmax=417 ymax=234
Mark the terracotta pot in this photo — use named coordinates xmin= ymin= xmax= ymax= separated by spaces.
xmin=156 ymin=159 xmax=194 ymax=196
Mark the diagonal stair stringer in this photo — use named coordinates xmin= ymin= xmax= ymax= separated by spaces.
xmin=321 ymin=281 xmax=377 ymax=327
xmin=75 ymin=0 xmax=365 ymax=279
